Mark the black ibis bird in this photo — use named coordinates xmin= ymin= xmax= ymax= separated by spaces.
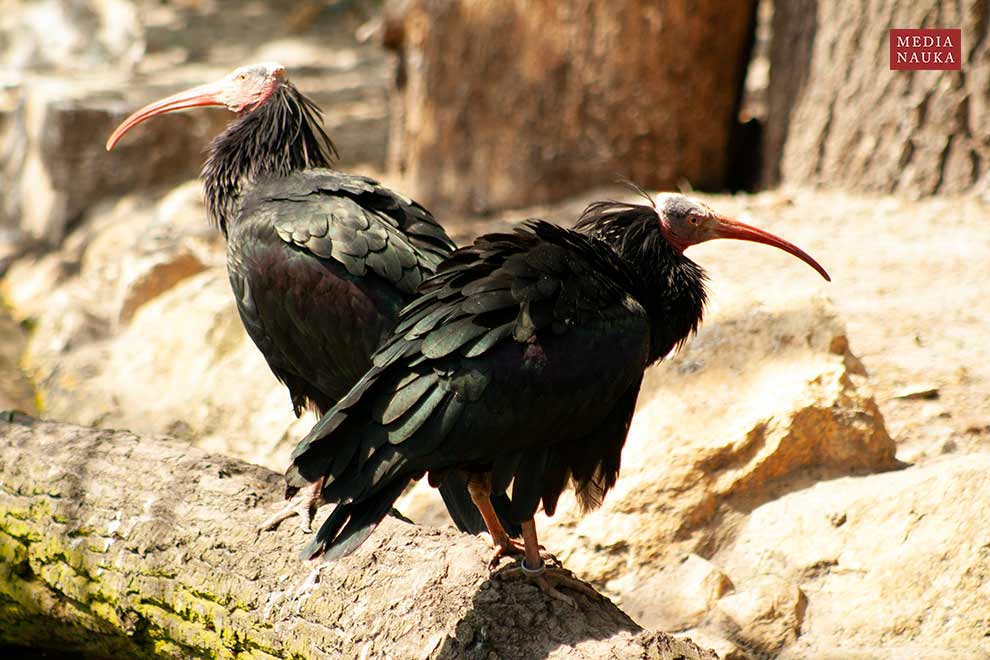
xmin=285 ymin=190 xmax=829 ymax=600
xmin=105 ymin=62 xmax=515 ymax=537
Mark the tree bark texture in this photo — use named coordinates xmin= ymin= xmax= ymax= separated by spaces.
xmin=387 ymin=0 xmax=757 ymax=214
xmin=764 ymin=0 xmax=990 ymax=196
xmin=0 ymin=414 xmax=717 ymax=659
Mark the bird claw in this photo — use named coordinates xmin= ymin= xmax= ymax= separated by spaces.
xmin=258 ymin=484 xmax=321 ymax=533
xmin=487 ymin=537 xmax=557 ymax=570
xmin=496 ymin=559 xmax=601 ymax=606
xmin=488 ymin=537 xmax=527 ymax=569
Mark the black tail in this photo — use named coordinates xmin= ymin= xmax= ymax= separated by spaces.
xmin=301 ymin=478 xmax=410 ymax=561
xmin=438 ymin=473 xmax=522 ymax=539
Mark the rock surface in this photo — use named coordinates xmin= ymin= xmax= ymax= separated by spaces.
xmin=717 ymin=454 xmax=990 ymax=658
xmin=0 ymin=310 xmax=34 ymax=414
xmin=0 ymin=0 xmax=144 ymax=74
xmin=0 ymin=182 xmax=305 ymax=469
xmin=22 ymin=268 xmax=309 ymax=468
xmin=1 ymin=76 xmax=229 ymax=244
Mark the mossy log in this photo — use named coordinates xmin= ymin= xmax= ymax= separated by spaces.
xmin=0 ymin=413 xmax=717 ymax=659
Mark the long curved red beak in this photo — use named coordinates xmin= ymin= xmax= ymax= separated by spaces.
xmin=105 ymin=82 xmax=226 ymax=151
xmin=713 ymin=214 xmax=831 ymax=281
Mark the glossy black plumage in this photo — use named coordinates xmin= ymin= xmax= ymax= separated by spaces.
xmin=197 ymin=78 xmax=516 ymax=535
xmin=227 ymin=169 xmax=453 ymax=413
xmin=288 ymin=205 xmax=710 ymax=561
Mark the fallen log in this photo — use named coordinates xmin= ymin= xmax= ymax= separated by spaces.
xmin=0 ymin=413 xmax=716 ymax=659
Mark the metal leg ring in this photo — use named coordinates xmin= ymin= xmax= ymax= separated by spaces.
xmin=519 ymin=557 xmax=546 ymax=577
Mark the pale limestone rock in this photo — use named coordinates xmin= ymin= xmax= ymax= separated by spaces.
xmin=9 ymin=183 xmax=303 ymax=469
xmin=0 ymin=78 xmax=227 ymax=245
xmin=1 ymin=251 xmax=73 ymax=322
xmin=0 ymin=309 xmax=35 ymax=414
xmin=0 ymin=0 xmax=144 ymax=73
xmin=6 ymin=183 xmax=224 ymax=408
xmin=677 ymin=629 xmax=745 ymax=660
xmin=115 ymin=249 xmax=208 ymax=326
xmin=713 ymin=577 xmax=806 ymax=655
xmin=717 ymin=454 xmax=990 ymax=658
xmin=609 ymin=554 xmax=734 ymax=632
xmin=26 ymin=269 xmax=308 ymax=469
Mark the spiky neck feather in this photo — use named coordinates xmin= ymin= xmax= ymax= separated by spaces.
xmin=575 ymin=201 xmax=708 ymax=362
xmin=202 ymin=83 xmax=338 ymax=236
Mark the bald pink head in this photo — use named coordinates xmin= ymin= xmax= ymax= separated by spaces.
xmin=106 ymin=62 xmax=287 ymax=151
xmin=654 ymin=193 xmax=830 ymax=281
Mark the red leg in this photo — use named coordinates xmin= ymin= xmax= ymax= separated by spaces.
xmin=501 ymin=519 xmax=601 ymax=606
xmin=466 ymin=475 xmax=526 ymax=567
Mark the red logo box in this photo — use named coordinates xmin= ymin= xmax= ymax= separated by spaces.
xmin=890 ymin=29 xmax=961 ymax=70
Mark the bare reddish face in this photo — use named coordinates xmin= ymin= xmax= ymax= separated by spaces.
xmin=105 ymin=62 xmax=287 ymax=151
xmin=655 ymin=192 xmax=830 ymax=281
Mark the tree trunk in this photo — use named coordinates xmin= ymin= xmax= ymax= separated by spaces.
xmin=764 ymin=0 xmax=990 ymax=196
xmin=0 ymin=413 xmax=717 ymax=659
xmin=386 ymin=0 xmax=756 ymax=214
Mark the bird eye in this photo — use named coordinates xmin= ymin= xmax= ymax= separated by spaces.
xmin=237 ymin=73 xmax=247 ymax=81
xmin=688 ymin=216 xmax=699 ymax=226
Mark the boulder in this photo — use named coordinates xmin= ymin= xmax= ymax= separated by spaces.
xmin=1 ymin=251 xmax=76 ymax=323
xmin=536 ymin=293 xmax=896 ymax=600
xmin=715 ymin=454 xmax=990 ymax=658
xmin=712 ymin=577 xmax=806 ymax=656
xmin=640 ymin=554 xmax=735 ymax=632
xmin=4 ymin=178 xmax=300 ymax=469
xmin=0 ymin=0 xmax=144 ymax=74
xmin=115 ymin=248 xmax=208 ymax=326
xmin=23 ymin=268 xmax=308 ymax=469
xmin=0 ymin=310 xmax=35 ymax=414
xmin=0 ymin=77 xmax=228 ymax=245
xmin=0 ymin=61 xmax=393 ymax=247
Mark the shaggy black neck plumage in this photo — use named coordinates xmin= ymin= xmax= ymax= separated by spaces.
xmin=575 ymin=201 xmax=708 ymax=363
xmin=202 ymin=83 xmax=338 ymax=236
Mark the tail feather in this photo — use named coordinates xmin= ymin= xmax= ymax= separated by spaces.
xmin=438 ymin=473 xmax=522 ymax=538
xmin=302 ymin=478 xmax=410 ymax=562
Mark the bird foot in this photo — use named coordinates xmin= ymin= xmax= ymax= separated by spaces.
xmin=487 ymin=537 xmax=556 ymax=570
xmin=258 ymin=482 xmax=322 ymax=533
xmin=488 ymin=536 xmax=526 ymax=569
xmin=497 ymin=558 xmax=601 ymax=607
